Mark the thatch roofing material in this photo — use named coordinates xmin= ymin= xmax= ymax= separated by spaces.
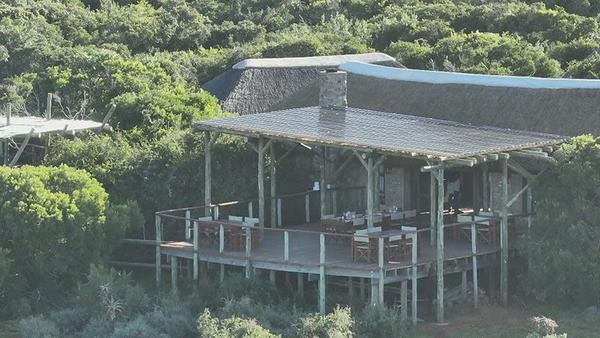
xmin=273 ymin=66 xmax=600 ymax=137
xmin=195 ymin=107 xmax=565 ymax=160
xmin=0 ymin=116 xmax=107 ymax=139
xmin=233 ymin=53 xmax=396 ymax=69
xmin=202 ymin=53 xmax=402 ymax=116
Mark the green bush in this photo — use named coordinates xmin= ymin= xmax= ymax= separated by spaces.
xmin=292 ymin=306 xmax=354 ymax=338
xmin=0 ymin=165 xmax=132 ymax=315
xmin=355 ymin=305 xmax=408 ymax=338
xmin=18 ymin=316 xmax=60 ymax=338
xmin=526 ymin=135 xmax=600 ymax=305
xmin=197 ymin=309 xmax=277 ymax=338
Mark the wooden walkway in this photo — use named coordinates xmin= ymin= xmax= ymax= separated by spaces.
xmin=160 ymin=222 xmax=500 ymax=283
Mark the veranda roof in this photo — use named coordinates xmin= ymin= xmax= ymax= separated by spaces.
xmin=0 ymin=115 xmax=108 ymax=139
xmin=194 ymin=106 xmax=566 ymax=160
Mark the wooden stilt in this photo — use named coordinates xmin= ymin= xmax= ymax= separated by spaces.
xmin=360 ymin=278 xmax=365 ymax=300
xmin=155 ymin=215 xmax=162 ymax=286
xmin=297 ymin=273 xmax=304 ymax=298
xmin=245 ymin=226 xmax=252 ymax=279
xmin=411 ymin=232 xmax=418 ymax=325
xmin=471 ymin=220 xmax=479 ymax=308
xmin=461 ymin=271 xmax=467 ymax=299
xmin=170 ymin=256 xmax=178 ymax=294
xmin=371 ymin=279 xmax=378 ymax=306
xmin=193 ymin=221 xmax=199 ymax=281
xmin=400 ymin=280 xmax=408 ymax=321
xmin=378 ymin=237 xmax=385 ymax=305
xmin=269 ymin=270 xmax=276 ymax=285
xmin=319 ymin=233 xmax=326 ymax=314
xmin=305 ymin=193 xmax=310 ymax=223
xmin=220 ymin=264 xmax=224 ymax=283
xmin=348 ymin=277 xmax=354 ymax=299
xmin=500 ymin=158 xmax=509 ymax=306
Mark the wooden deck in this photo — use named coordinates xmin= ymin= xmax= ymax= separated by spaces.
xmin=160 ymin=222 xmax=500 ymax=283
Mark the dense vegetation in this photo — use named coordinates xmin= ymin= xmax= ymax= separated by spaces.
xmin=0 ymin=165 xmax=141 ymax=318
xmin=527 ymin=135 xmax=600 ymax=306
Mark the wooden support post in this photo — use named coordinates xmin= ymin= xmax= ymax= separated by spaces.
xmin=319 ymin=233 xmax=326 ymax=314
xmin=435 ymin=167 xmax=445 ymax=323
xmin=277 ymin=198 xmax=282 ymax=227
xmin=204 ymin=132 xmax=212 ymax=217
xmin=193 ymin=221 xmax=199 ymax=281
xmin=258 ymin=138 xmax=266 ymax=228
xmin=185 ymin=210 xmax=191 ymax=241
xmin=297 ymin=273 xmax=304 ymax=298
xmin=270 ymin=142 xmax=277 ymax=228
xmin=9 ymin=128 xmax=33 ymax=167
xmin=471 ymin=221 xmax=479 ymax=308
xmin=245 ymin=226 xmax=252 ymax=279
xmin=305 ymin=193 xmax=310 ymax=223
xmin=348 ymin=277 xmax=354 ymax=299
xmin=411 ymin=232 xmax=418 ymax=326
xmin=461 ymin=271 xmax=467 ymax=299
xmin=219 ymin=224 xmax=224 ymax=253
xmin=370 ymin=279 xmax=378 ymax=306
xmin=46 ymin=93 xmax=52 ymax=120
xmin=472 ymin=167 xmax=480 ymax=212
xmin=378 ymin=237 xmax=385 ymax=305
xmin=332 ymin=190 xmax=338 ymax=216
xmin=430 ymin=171 xmax=436 ymax=246
xmin=269 ymin=270 xmax=276 ymax=285
xmin=220 ymin=264 xmax=225 ymax=283
xmin=170 ymin=256 xmax=177 ymax=294
xmin=284 ymin=231 xmax=289 ymax=261
xmin=248 ymin=201 xmax=253 ymax=218
xmin=360 ymin=278 xmax=365 ymax=300
xmin=500 ymin=158 xmax=509 ymax=306
xmin=320 ymin=147 xmax=327 ymax=219
xmin=367 ymin=156 xmax=374 ymax=228
xmin=482 ymin=163 xmax=489 ymax=211
xmin=155 ymin=214 xmax=162 ymax=286
xmin=400 ymin=280 xmax=408 ymax=321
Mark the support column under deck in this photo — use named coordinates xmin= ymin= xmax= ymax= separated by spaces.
xmin=258 ymin=138 xmax=266 ymax=228
xmin=204 ymin=132 xmax=212 ymax=216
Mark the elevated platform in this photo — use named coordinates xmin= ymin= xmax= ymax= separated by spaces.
xmin=160 ymin=222 xmax=499 ymax=283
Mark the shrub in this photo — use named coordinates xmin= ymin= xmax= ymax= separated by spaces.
xmin=0 ymin=165 xmax=128 ymax=315
xmin=80 ymin=316 xmax=114 ymax=338
xmin=197 ymin=309 xmax=277 ymax=338
xmin=355 ymin=305 xmax=408 ymax=338
xmin=526 ymin=135 xmax=600 ymax=305
xmin=18 ymin=316 xmax=59 ymax=338
xmin=111 ymin=315 xmax=165 ymax=338
xmin=292 ymin=306 xmax=354 ymax=338
xmin=48 ymin=307 xmax=90 ymax=335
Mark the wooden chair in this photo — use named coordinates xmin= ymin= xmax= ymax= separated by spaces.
xmin=386 ymin=233 xmax=404 ymax=262
xmin=353 ymin=229 xmax=371 ymax=263
xmin=400 ymin=226 xmax=417 ymax=259
xmin=457 ymin=214 xmax=496 ymax=245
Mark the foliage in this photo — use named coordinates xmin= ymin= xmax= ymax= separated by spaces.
xmin=354 ymin=305 xmax=408 ymax=338
xmin=292 ymin=306 xmax=354 ymax=338
xmin=197 ymin=309 xmax=278 ymax=338
xmin=0 ymin=165 xmax=133 ymax=317
xmin=526 ymin=135 xmax=600 ymax=305
xmin=18 ymin=316 xmax=60 ymax=338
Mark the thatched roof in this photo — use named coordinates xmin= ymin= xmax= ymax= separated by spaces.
xmin=202 ymin=53 xmax=402 ymax=116
xmin=195 ymin=106 xmax=564 ymax=160
xmin=272 ymin=62 xmax=600 ymax=136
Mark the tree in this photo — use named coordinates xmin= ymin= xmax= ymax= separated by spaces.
xmin=526 ymin=135 xmax=600 ymax=305
xmin=0 ymin=165 xmax=138 ymax=316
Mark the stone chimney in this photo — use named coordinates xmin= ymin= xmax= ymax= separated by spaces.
xmin=319 ymin=69 xmax=347 ymax=109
